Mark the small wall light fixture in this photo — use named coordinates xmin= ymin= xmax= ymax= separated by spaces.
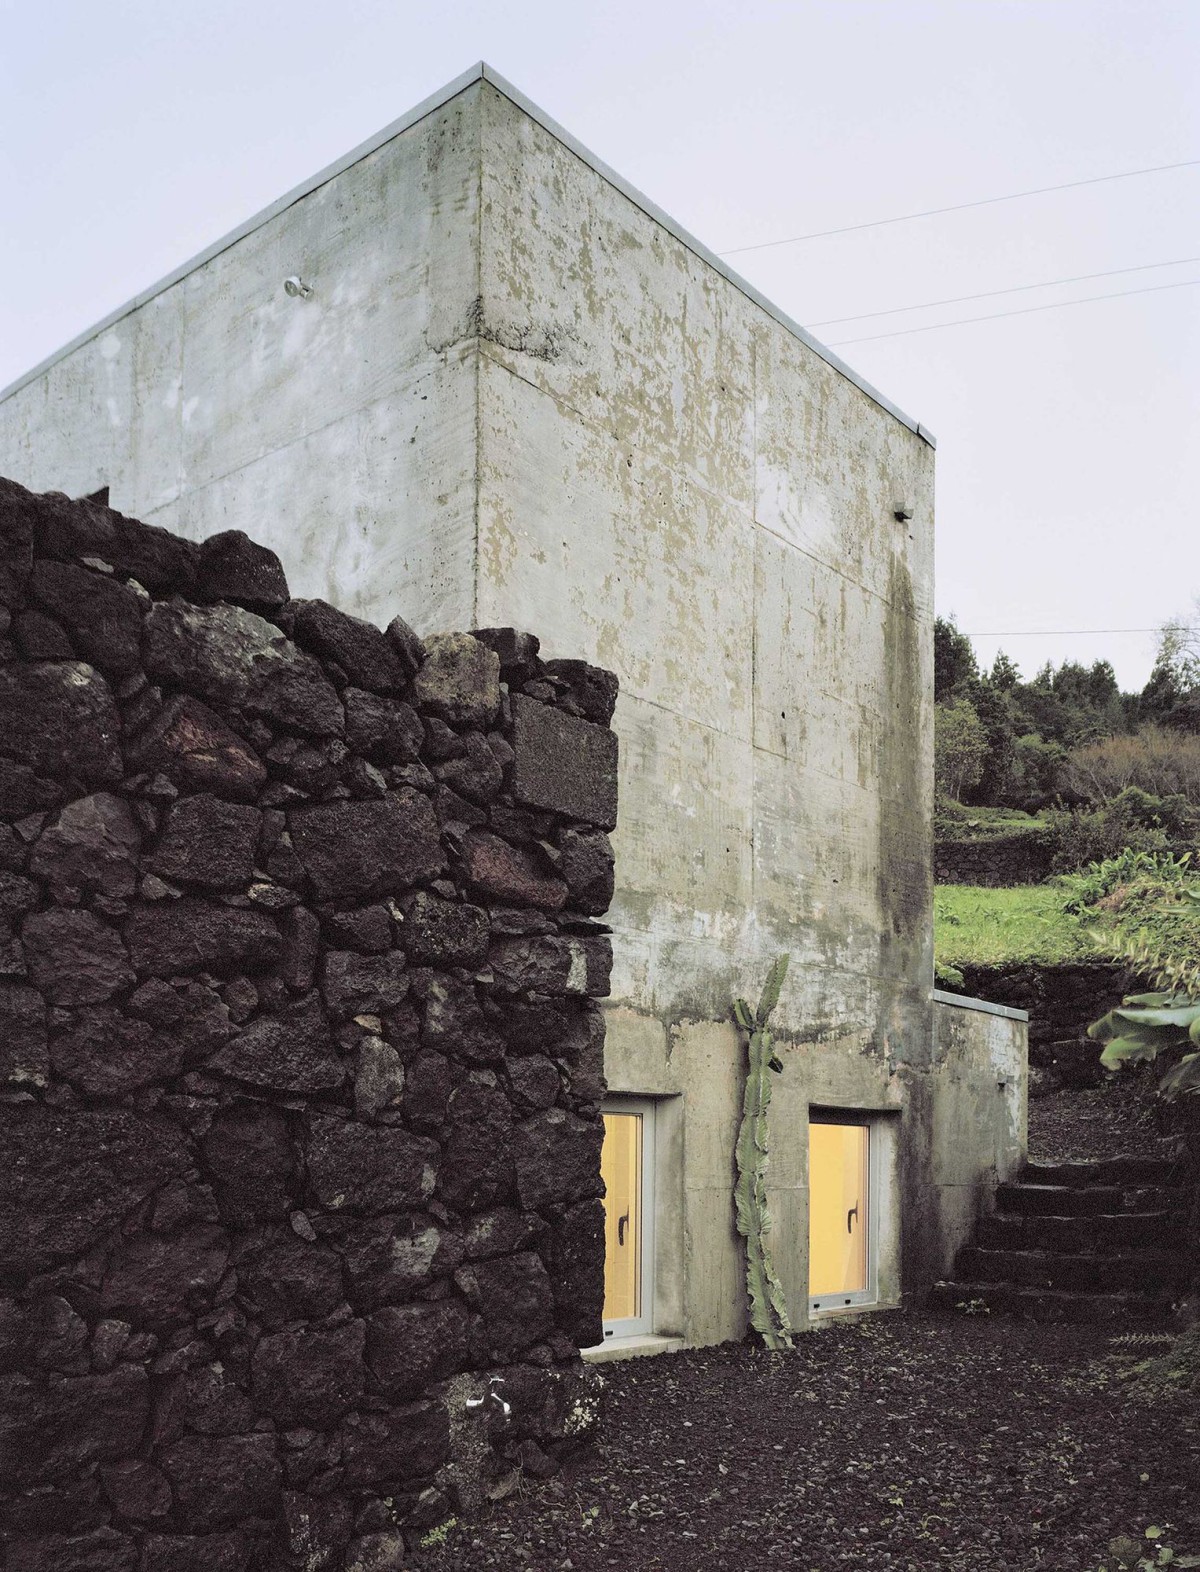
xmin=893 ymin=503 xmax=914 ymax=522
xmin=283 ymin=276 xmax=313 ymax=299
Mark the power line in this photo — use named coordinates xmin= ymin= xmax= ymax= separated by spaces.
xmin=968 ymin=628 xmax=1161 ymax=638
xmin=806 ymin=256 xmax=1200 ymax=328
xmin=824 ymin=277 xmax=1200 ymax=345
xmin=719 ymin=158 xmax=1200 ymax=256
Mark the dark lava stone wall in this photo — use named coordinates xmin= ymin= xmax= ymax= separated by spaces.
xmin=0 ymin=478 xmax=618 ymax=1572
xmin=933 ymin=828 xmax=1057 ymax=888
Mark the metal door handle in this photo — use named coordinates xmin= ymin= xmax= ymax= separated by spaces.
xmin=847 ymin=1204 xmax=859 ymax=1234
xmin=618 ymin=1212 xmax=629 ymax=1246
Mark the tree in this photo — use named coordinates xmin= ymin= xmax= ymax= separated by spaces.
xmin=1141 ymin=607 xmax=1200 ymax=732
xmin=933 ymin=616 xmax=978 ymax=703
xmin=934 ymin=698 xmax=988 ymax=802
xmin=989 ymin=650 xmax=1020 ymax=691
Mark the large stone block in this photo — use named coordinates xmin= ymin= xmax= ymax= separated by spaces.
xmin=457 ymin=829 xmax=566 ymax=910
xmin=147 ymin=794 xmax=261 ymax=892
xmin=439 ymin=1082 xmax=514 ymax=1212
xmin=22 ymin=908 xmax=134 ymax=1005
xmin=411 ymin=633 xmax=500 ymax=729
xmin=30 ymin=792 xmax=141 ymax=898
xmin=415 ymin=975 xmax=503 ymax=1065
xmin=30 ymin=489 xmax=197 ymax=594
xmin=125 ymin=899 xmax=281 ymax=976
xmin=126 ymin=694 xmax=267 ymax=802
xmin=547 ymin=1197 xmax=606 ymax=1347
xmin=208 ymin=994 xmax=344 ymax=1092
xmin=365 ymin=1299 xmax=472 ymax=1400
xmin=0 ymin=1106 xmax=189 ymax=1274
xmin=0 ymin=1527 xmax=137 ymax=1571
xmin=509 ymin=693 xmax=617 ymax=829
xmin=336 ymin=1215 xmax=464 ymax=1311
xmin=144 ymin=599 xmax=343 ymax=737
xmin=458 ymin=1250 xmax=554 ymax=1359
xmin=30 ymin=559 xmax=144 ymax=677
xmin=320 ymin=950 xmax=408 ymax=1020
xmin=196 ymin=530 xmax=289 ymax=611
xmin=202 ymin=1104 xmax=297 ymax=1226
xmin=49 ymin=1005 xmax=183 ymax=1096
xmin=101 ymin=1224 xmax=230 ymax=1322
xmin=232 ymin=1227 xmax=344 ymax=1329
xmin=289 ymin=792 xmax=444 ymax=901
xmin=0 ymin=661 xmax=122 ymax=785
xmin=139 ymin=1534 xmax=250 ymax=1572
xmin=291 ymin=599 xmax=409 ymax=693
xmin=557 ymin=828 xmax=615 ymax=915
xmin=339 ymin=1402 xmax=450 ymax=1487
xmin=307 ymin=1116 xmax=437 ymax=1214
xmin=0 ymin=1366 xmax=150 ymax=1482
xmin=399 ymin=891 xmax=489 ymax=967
xmin=125 ymin=976 xmax=234 ymax=1061
xmin=513 ymin=1108 xmax=604 ymax=1211
xmin=541 ymin=658 xmax=619 ymax=725
xmin=159 ymin=1432 xmax=281 ymax=1532
xmin=342 ymin=687 xmax=424 ymax=763
xmin=251 ymin=1320 xmax=365 ymax=1427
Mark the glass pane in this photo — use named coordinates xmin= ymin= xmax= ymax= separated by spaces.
xmin=601 ymin=1112 xmax=641 ymax=1322
xmin=808 ymin=1122 xmax=869 ymax=1298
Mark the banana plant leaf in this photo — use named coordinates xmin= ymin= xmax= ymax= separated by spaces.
xmin=1099 ymin=1036 xmax=1165 ymax=1069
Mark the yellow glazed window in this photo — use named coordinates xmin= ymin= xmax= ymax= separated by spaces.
xmin=808 ymin=1120 xmax=870 ymax=1306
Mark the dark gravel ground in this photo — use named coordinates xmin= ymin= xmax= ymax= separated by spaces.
xmin=413 ymin=1314 xmax=1200 ymax=1571
xmin=407 ymin=1085 xmax=1197 ymax=1572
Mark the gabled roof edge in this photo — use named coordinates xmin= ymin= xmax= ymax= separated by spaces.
xmin=1 ymin=61 xmax=935 ymax=447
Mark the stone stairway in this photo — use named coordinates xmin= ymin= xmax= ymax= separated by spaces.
xmin=933 ymin=1154 xmax=1190 ymax=1323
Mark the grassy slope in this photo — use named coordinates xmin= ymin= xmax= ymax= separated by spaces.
xmin=934 ymin=884 xmax=1106 ymax=968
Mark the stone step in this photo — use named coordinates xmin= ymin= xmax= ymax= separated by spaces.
xmin=977 ymin=1210 xmax=1176 ymax=1253
xmin=931 ymin=1280 xmax=1177 ymax=1325
xmin=954 ymin=1245 xmax=1186 ymax=1295
xmin=1022 ymin=1155 xmax=1183 ymax=1188
xmin=996 ymin=1182 xmax=1125 ymax=1216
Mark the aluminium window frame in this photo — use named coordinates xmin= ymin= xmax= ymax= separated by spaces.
xmin=599 ymin=1095 xmax=657 ymax=1343
xmin=807 ymin=1109 xmax=880 ymax=1317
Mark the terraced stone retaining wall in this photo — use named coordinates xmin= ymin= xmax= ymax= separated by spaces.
xmin=0 ymin=478 xmax=617 ymax=1571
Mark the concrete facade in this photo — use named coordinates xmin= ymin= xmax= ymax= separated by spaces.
xmin=0 ymin=65 xmax=1026 ymax=1347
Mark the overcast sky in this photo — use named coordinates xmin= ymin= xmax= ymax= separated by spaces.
xmin=2 ymin=0 xmax=1196 ymax=691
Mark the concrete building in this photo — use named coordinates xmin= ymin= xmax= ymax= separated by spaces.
xmin=0 ymin=64 xmax=1026 ymax=1353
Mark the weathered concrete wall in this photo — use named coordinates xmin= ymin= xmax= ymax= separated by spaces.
xmin=0 ymin=480 xmax=615 ymax=1568
xmin=0 ymin=90 xmax=483 ymax=636
xmin=471 ymin=82 xmax=934 ymax=1341
xmin=0 ymin=68 xmax=1020 ymax=1350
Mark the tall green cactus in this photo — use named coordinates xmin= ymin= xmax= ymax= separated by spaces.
xmin=733 ymin=954 xmax=794 ymax=1351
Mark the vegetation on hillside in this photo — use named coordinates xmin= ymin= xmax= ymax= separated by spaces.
xmin=934 ymin=608 xmax=1200 ymax=875
xmin=934 ymin=609 xmax=1200 ymax=809
xmin=934 ymin=884 xmax=1101 ymax=972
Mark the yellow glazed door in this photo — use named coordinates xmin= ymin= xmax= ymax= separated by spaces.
xmin=599 ymin=1100 xmax=655 ymax=1339
xmin=601 ymin=1111 xmax=641 ymax=1322
xmin=808 ymin=1121 xmax=870 ymax=1309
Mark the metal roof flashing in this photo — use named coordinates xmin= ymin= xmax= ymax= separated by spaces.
xmin=0 ymin=62 xmax=935 ymax=447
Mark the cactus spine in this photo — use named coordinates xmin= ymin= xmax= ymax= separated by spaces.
xmin=733 ymin=954 xmax=794 ymax=1351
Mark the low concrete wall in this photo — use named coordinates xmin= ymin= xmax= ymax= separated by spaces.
xmin=0 ymin=480 xmax=616 ymax=1569
xmin=919 ymin=991 xmax=1028 ymax=1285
xmin=945 ymin=962 xmax=1131 ymax=1087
